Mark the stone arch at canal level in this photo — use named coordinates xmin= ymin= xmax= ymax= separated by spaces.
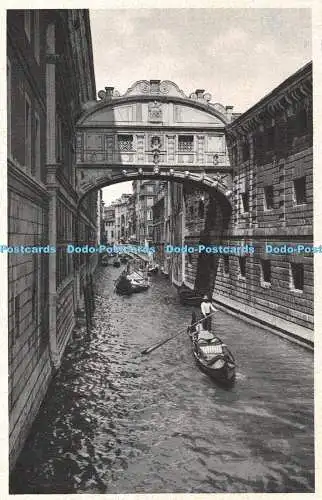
xmin=75 ymin=80 xmax=235 ymax=295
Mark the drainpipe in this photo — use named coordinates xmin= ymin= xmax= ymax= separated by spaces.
xmin=46 ymin=23 xmax=60 ymax=370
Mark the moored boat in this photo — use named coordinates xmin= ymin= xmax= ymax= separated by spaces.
xmin=115 ymin=270 xmax=150 ymax=295
xmin=147 ymin=265 xmax=159 ymax=275
xmin=101 ymin=254 xmax=110 ymax=266
xmin=187 ymin=314 xmax=236 ymax=385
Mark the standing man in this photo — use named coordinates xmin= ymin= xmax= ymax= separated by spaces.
xmin=201 ymin=295 xmax=218 ymax=332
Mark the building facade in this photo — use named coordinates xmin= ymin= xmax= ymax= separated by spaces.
xmin=7 ymin=9 xmax=98 ymax=470
xmin=219 ymin=61 xmax=313 ymax=342
xmin=153 ymin=62 xmax=313 ymax=345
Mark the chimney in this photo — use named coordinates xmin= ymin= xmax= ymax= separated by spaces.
xmin=150 ymin=80 xmax=161 ymax=93
xmin=105 ymin=86 xmax=114 ymax=99
xmin=195 ymin=89 xmax=205 ymax=99
xmin=225 ymin=105 xmax=234 ymax=121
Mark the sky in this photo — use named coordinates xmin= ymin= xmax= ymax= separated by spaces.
xmin=89 ymin=8 xmax=312 ymax=205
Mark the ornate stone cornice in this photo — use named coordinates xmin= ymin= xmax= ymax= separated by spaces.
xmin=94 ymin=80 xmax=232 ymax=118
xmin=226 ymin=61 xmax=312 ymax=135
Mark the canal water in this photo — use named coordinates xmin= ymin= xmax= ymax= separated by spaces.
xmin=10 ymin=264 xmax=314 ymax=494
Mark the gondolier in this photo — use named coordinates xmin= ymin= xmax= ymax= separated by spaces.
xmin=201 ymin=295 xmax=218 ymax=332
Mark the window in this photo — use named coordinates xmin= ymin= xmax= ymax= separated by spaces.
xmin=56 ymin=115 xmax=63 ymax=162
xmin=7 ymin=59 xmax=11 ymax=158
xmin=14 ymin=295 xmax=20 ymax=338
xmin=178 ymin=135 xmax=193 ymax=152
xmin=25 ymin=94 xmax=32 ymax=171
xmin=223 ymin=255 xmax=229 ymax=275
xmin=34 ymin=111 xmax=40 ymax=178
xmin=241 ymin=191 xmax=249 ymax=213
xmin=34 ymin=11 xmax=40 ymax=63
xmin=260 ymin=259 xmax=271 ymax=284
xmin=147 ymin=196 xmax=154 ymax=207
xmin=296 ymin=108 xmax=308 ymax=136
xmin=231 ymin=145 xmax=238 ymax=165
xmin=198 ymin=200 xmax=205 ymax=218
xmin=32 ymin=255 xmax=39 ymax=322
xmin=239 ymin=257 xmax=246 ymax=277
xmin=264 ymin=185 xmax=274 ymax=210
xmin=118 ymin=134 xmax=134 ymax=152
xmin=242 ymin=141 xmax=250 ymax=161
xmin=293 ymin=177 xmax=306 ymax=205
xmin=24 ymin=11 xmax=31 ymax=41
xmin=147 ymin=209 xmax=153 ymax=221
xmin=266 ymin=126 xmax=275 ymax=150
xmin=290 ymin=262 xmax=304 ymax=291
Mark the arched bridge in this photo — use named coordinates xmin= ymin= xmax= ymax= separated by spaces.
xmin=75 ymin=79 xmax=234 ymax=206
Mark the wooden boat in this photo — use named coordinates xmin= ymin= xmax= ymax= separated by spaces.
xmin=115 ymin=271 xmax=150 ymax=295
xmin=187 ymin=315 xmax=236 ymax=385
xmin=147 ymin=265 xmax=159 ymax=275
xmin=115 ymin=273 xmax=133 ymax=295
xmin=127 ymin=271 xmax=150 ymax=292
xmin=101 ymin=255 xmax=110 ymax=266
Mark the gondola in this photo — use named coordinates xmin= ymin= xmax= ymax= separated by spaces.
xmin=147 ymin=265 xmax=159 ymax=275
xmin=101 ymin=255 xmax=110 ymax=266
xmin=115 ymin=271 xmax=150 ymax=295
xmin=187 ymin=314 xmax=236 ymax=385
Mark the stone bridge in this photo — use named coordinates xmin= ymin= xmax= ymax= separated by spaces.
xmin=75 ymin=79 xmax=234 ymax=208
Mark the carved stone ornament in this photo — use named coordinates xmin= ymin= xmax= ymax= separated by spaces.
xmin=148 ymin=101 xmax=162 ymax=122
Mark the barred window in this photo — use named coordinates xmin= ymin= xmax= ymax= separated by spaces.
xmin=293 ymin=177 xmax=306 ymax=205
xmin=261 ymin=259 xmax=271 ymax=283
xmin=239 ymin=257 xmax=246 ymax=277
xmin=242 ymin=141 xmax=250 ymax=161
xmin=290 ymin=262 xmax=304 ymax=291
xmin=264 ymin=185 xmax=274 ymax=210
xmin=178 ymin=135 xmax=194 ymax=152
xmin=223 ymin=255 xmax=229 ymax=275
xmin=118 ymin=134 xmax=134 ymax=152
xmin=241 ymin=191 xmax=249 ymax=213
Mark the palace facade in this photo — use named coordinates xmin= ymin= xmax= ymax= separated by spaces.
xmin=8 ymin=9 xmax=98 ymax=470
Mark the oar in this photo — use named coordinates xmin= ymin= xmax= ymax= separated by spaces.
xmin=141 ymin=309 xmax=218 ymax=355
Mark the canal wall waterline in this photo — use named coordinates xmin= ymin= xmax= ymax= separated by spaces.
xmin=211 ymin=293 xmax=313 ymax=351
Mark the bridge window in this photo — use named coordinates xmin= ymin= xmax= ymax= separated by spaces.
xmin=178 ymin=135 xmax=194 ymax=152
xmin=290 ymin=262 xmax=304 ymax=291
xmin=117 ymin=134 xmax=134 ymax=152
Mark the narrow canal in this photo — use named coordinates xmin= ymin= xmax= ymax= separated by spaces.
xmin=10 ymin=264 xmax=314 ymax=494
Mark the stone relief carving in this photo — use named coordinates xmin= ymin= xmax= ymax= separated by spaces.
xmin=148 ymin=101 xmax=162 ymax=122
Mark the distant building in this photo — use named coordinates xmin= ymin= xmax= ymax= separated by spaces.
xmin=103 ymin=205 xmax=116 ymax=244
xmin=133 ymin=180 xmax=161 ymax=245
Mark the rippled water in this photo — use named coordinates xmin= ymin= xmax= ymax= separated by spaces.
xmin=10 ymin=264 xmax=314 ymax=494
